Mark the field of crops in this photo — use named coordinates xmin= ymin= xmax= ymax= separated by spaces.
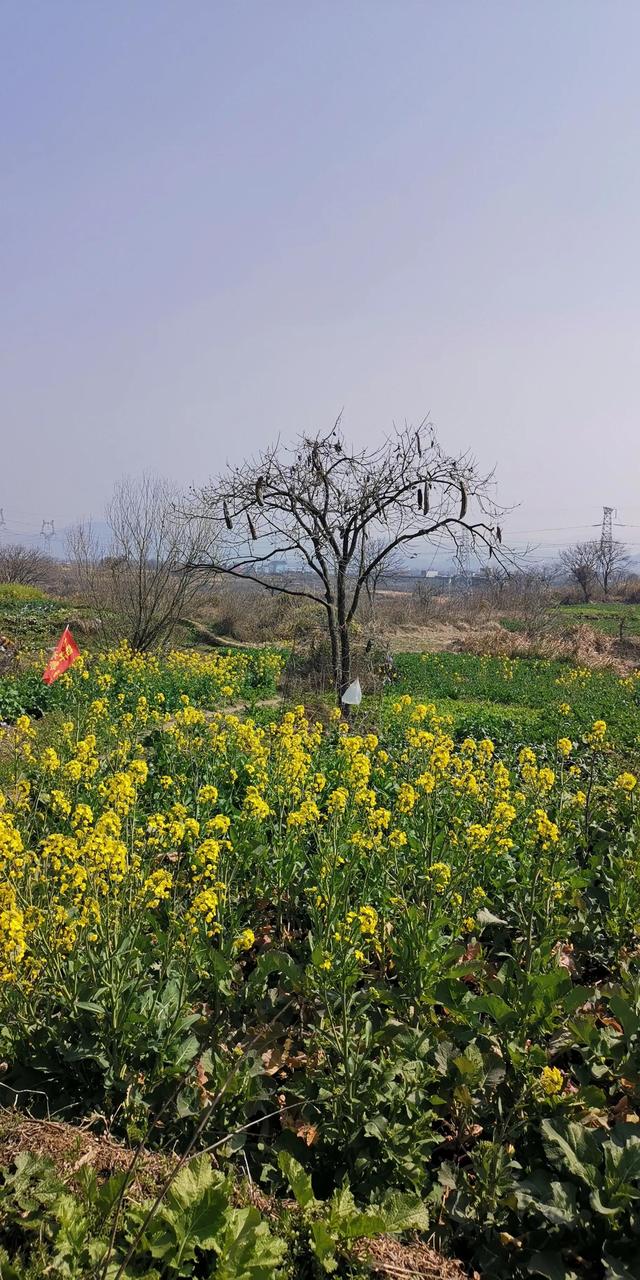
xmin=0 ymin=642 xmax=640 ymax=1278
xmin=393 ymin=651 xmax=640 ymax=748
xmin=557 ymin=603 xmax=640 ymax=638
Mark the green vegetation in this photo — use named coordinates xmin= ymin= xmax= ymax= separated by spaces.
xmin=393 ymin=651 xmax=640 ymax=748
xmin=0 ymin=642 xmax=640 ymax=1277
xmin=558 ymin=602 xmax=640 ymax=637
xmin=0 ymin=584 xmax=51 ymax=606
xmin=0 ymin=1146 xmax=432 ymax=1279
xmin=0 ymin=591 xmax=71 ymax=648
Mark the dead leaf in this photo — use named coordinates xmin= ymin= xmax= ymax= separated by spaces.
xmin=296 ymin=1123 xmax=319 ymax=1147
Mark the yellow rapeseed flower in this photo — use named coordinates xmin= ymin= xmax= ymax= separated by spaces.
xmin=540 ymin=1066 xmax=563 ymax=1096
xmin=615 ymin=772 xmax=637 ymax=793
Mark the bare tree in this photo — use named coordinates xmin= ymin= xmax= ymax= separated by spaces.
xmin=188 ymin=421 xmax=508 ymax=706
xmin=559 ymin=541 xmax=600 ymax=603
xmin=595 ymin=540 xmax=629 ymax=598
xmin=489 ymin=567 xmax=559 ymax=640
xmin=69 ymin=474 xmax=215 ymax=650
xmin=0 ymin=543 xmax=52 ymax=587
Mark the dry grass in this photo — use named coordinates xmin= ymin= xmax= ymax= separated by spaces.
xmin=452 ymin=620 xmax=640 ymax=673
xmin=352 ymin=1236 xmax=470 ymax=1278
xmin=0 ymin=1109 xmax=173 ymax=1199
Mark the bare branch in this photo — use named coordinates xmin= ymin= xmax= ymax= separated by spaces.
xmin=188 ymin=420 xmax=509 ymax=704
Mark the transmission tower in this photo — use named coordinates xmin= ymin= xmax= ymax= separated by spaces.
xmin=601 ymin=506 xmax=615 ymax=555
xmin=41 ymin=519 xmax=55 ymax=544
xmin=457 ymin=530 xmax=473 ymax=587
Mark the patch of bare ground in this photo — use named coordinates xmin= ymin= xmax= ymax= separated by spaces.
xmin=0 ymin=1109 xmax=173 ymax=1198
xmin=352 ymin=1235 xmax=470 ymax=1279
xmin=383 ymin=621 xmax=487 ymax=653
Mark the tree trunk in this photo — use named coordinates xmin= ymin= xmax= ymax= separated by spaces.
xmin=336 ymin=566 xmax=352 ymax=716
xmin=326 ymin=606 xmax=340 ymax=703
xmin=339 ymin=625 xmax=351 ymax=701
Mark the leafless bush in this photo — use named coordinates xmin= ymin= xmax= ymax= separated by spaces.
xmin=410 ymin=581 xmax=437 ymax=622
xmin=493 ymin=569 xmax=558 ymax=640
xmin=68 ymin=474 xmax=216 ymax=650
xmin=595 ymin=540 xmax=629 ymax=597
xmin=559 ymin=542 xmax=600 ymax=603
xmin=207 ymin=582 xmax=312 ymax=643
xmin=616 ymin=577 xmax=640 ymax=604
xmin=0 ymin=543 xmax=53 ymax=587
xmin=281 ymin=630 xmax=395 ymax=699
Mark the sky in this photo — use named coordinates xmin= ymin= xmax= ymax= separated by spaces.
xmin=2 ymin=1 xmax=640 ymax=564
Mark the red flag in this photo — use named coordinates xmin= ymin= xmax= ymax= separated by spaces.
xmin=43 ymin=627 xmax=80 ymax=685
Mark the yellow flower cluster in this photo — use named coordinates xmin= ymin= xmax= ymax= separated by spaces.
xmin=0 ymin=650 xmax=637 ymax=1017
xmin=539 ymin=1065 xmax=563 ymax=1096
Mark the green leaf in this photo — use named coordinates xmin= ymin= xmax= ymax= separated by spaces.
xmin=517 ymin=1174 xmax=578 ymax=1227
xmin=327 ymin=1181 xmax=358 ymax=1223
xmin=363 ymin=1115 xmax=389 ymax=1140
xmin=472 ymin=993 xmax=514 ymax=1024
xmin=310 ymin=1220 xmax=339 ymax=1273
xmin=605 ymin=1132 xmax=640 ymax=1187
xmin=52 ymin=1192 xmax=91 ymax=1261
xmin=216 ymin=1206 xmax=287 ymax=1280
xmin=540 ymin=1119 xmax=602 ymax=1187
xmin=94 ymin=1171 xmax=130 ymax=1219
xmin=608 ymin=995 xmax=640 ymax=1041
xmin=145 ymin=1155 xmax=228 ymax=1268
xmin=376 ymin=1190 xmax=429 ymax=1234
xmin=603 ymin=1250 xmax=640 ymax=1280
xmin=592 ymin=1133 xmax=640 ymax=1215
xmin=277 ymin=1151 xmax=317 ymax=1211
xmin=0 ymin=1247 xmax=25 ymax=1280
xmin=527 ymin=1251 xmax=577 ymax=1280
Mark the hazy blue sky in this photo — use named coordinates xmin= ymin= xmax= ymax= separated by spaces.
xmin=2 ymin=1 xmax=640 ymax=560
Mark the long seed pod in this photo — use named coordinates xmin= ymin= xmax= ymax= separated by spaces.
xmin=496 ymin=524 xmax=502 ymax=544
xmin=459 ymin=482 xmax=467 ymax=520
xmin=255 ymin=477 xmax=265 ymax=507
xmin=247 ymin=514 xmax=257 ymax=541
xmin=423 ymin=482 xmax=430 ymax=514
xmin=416 ymin=431 xmax=422 ymax=458
xmin=417 ymin=487 xmax=423 ymax=510
xmin=223 ymin=500 xmax=233 ymax=531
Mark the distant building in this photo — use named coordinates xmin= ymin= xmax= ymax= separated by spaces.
xmin=420 ymin=570 xmax=454 ymax=588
